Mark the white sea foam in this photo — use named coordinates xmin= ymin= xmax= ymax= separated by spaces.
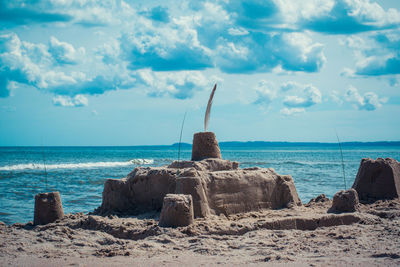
xmin=129 ymin=159 xmax=154 ymax=165
xmin=0 ymin=159 xmax=154 ymax=171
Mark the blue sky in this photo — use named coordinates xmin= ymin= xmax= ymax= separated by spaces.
xmin=0 ymin=0 xmax=399 ymax=145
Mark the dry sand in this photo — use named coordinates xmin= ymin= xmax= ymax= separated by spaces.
xmin=1 ymin=198 xmax=400 ymax=266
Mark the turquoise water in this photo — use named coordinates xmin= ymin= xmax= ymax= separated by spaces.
xmin=0 ymin=145 xmax=399 ymax=225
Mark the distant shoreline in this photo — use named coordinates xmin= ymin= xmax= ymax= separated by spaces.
xmin=1 ymin=141 xmax=400 ymax=148
xmin=173 ymin=141 xmax=400 ymax=148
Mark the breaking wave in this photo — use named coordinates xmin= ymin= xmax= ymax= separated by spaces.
xmin=0 ymin=159 xmax=154 ymax=171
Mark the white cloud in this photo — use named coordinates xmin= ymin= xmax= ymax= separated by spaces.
xmin=0 ymin=0 xmax=128 ymax=27
xmin=277 ymin=0 xmax=400 ymax=34
xmin=119 ymin=15 xmax=213 ymax=71
xmin=344 ymin=86 xmax=387 ymax=111
xmin=279 ymin=32 xmax=326 ymax=71
xmin=49 ymin=36 xmax=85 ymax=65
xmin=282 ymin=84 xmax=322 ymax=108
xmin=0 ymin=33 xmax=44 ymax=97
xmin=343 ymin=30 xmax=400 ymax=77
xmin=348 ymin=0 xmax=400 ymax=26
xmin=96 ymin=40 xmax=120 ymax=65
xmin=134 ymin=69 xmax=214 ymax=99
xmin=228 ymin=27 xmax=249 ymax=36
xmin=280 ymin=81 xmax=302 ymax=92
xmin=1 ymin=0 xmax=399 ymax=109
xmin=276 ymin=0 xmax=335 ymax=23
xmin=330 ymin=90 xmax=344 ymax=105
xmin=254 ymin=80 xmax=322 ymax=113
xmin=53 ymin=95 xmax=88 ymax=107
xmin=253 ymin=80 xmax=277 ymax=107
xmin=0 ymin=32 xmax=134 ymax=102
xmin=280 ymin=107 xmax=306 ymax=116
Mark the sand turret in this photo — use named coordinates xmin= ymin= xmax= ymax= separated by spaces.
xmin=34 ymin=191 xmax=64 ymax=225
xmin=352 ymin=158 xmax=400 ymax=201
xmin=191 ymin=132 xmax=222 ymax=161
xmin=190 ymin=83 xmax=222 ymax=161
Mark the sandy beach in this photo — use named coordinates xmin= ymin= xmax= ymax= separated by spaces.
xmin=1 ymin=197 xmax=400 ymax=266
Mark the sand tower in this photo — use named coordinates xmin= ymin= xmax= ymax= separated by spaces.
xmin=34 ymin=191 xmax=64 ymax=225
xmin=34 ymin=149 xmax=64 ymax=225
xmin=191 ymin=132 xmax=221 ymax=160
xmin=191 ymin=84 xmax=222 ymax=161
xmin=352 ymin=158 xmax=400 ymax=201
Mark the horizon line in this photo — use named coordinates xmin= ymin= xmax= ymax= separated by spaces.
xmin=1 ymin=140 xmax=400 ymax=147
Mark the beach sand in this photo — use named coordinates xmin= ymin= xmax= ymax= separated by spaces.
xmin=1 ymin=198 xmax=400 ymax=266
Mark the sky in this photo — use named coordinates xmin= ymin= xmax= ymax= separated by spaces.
xmin=0 ymin=0 xmax=399 ymax=146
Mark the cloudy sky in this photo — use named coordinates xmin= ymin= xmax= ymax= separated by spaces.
xmin=0 ymin=0 xmax=399 ymax=145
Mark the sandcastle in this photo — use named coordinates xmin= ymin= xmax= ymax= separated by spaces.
xmin=97 ymin=132 xmax=302 ymax=220
xmin=96 ymin=84 xmax=302 ymax=224
xmin=95 ymin=84 xmax=399 ymax=224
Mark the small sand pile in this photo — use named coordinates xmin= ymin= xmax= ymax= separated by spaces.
xmin=159 ymin=194 xmax=194 ymax=227
xmin=328 ymin=189 xmax=359 ymax=213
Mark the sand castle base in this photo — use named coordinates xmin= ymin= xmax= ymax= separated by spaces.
xmin=97 ymin=158 xmax=302 ymax=217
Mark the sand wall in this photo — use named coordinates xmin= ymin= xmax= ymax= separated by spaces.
xmin=98 ymin=159 xmax=302 ymax=217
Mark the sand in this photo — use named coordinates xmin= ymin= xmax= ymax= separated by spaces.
xmin=1 ymin=198 xmax=400 ymax=266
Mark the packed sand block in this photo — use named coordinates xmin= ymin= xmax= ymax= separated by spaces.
xmin=352 ymin=158 xmax=400 ymax=201
xmin=159 ymin=194 xmax=194 ymax=227
xmin=191 ymin=132 xmax=222 ymax=161
xmin=34 ymin=191 xmax=64 ymax=225
xmin=328 ymin=189 xmax=359 ymax=213
xmin=97 ymin=158 xmax=302 ymax=217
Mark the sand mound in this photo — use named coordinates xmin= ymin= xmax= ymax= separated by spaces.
xmin=328 ymin=189 xmax=359 ymax=213
xmin=159 ymin=194 xmax=194 ymax=227
xmin=96 ymin=159 xmax=302 ymax=217
xmin=34 ymin=192 xmax=64 ymax=225
xmin=352 ymin=158 xmax=400 ymax=201
xmin=306 ymin=194 xmax=330 ymax=205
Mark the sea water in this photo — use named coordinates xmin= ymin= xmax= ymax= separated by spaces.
xmin=0 ymin=144 xmax=399 ymax=225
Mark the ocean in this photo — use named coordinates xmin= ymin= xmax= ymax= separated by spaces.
xmin=0 ymin=143 xmax=399 ymax=225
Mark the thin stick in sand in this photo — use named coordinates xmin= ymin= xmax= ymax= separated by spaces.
xmin=335 ymin=130 xmax=347 ymax=189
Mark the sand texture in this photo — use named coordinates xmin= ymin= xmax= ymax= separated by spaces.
xmin=1 ymin=199 xmax=400 ymax=266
